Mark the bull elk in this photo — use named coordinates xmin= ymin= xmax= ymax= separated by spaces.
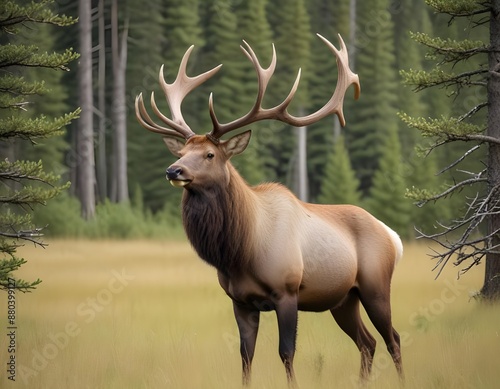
xmin=135 ymin=34 xmax=403 ymax=386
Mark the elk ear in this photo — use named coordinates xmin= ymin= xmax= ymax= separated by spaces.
xmin=223 ymin=130 xmax=251 ymax=158
xmin=163 ymin=137 xmax=185 ymax=157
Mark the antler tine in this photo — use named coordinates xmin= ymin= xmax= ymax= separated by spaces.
xmin=208 ymin=41 xmax=278 ymax=142
xmin=311 ymin=33 xmax=360 ymax=126
xmin=275 ymin=68 xmax=302 ymax=114
xmin=240 ymin=40 xmax=277 ymax=109
xmin=135 ymin=46 xmax=222 ymax=140
xmin=208 ymin=34 xmax=360 ymax=142
xmin=135 ymin=93 xmax=186 ymax=139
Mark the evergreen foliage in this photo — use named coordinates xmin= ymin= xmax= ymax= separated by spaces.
xmin=0 ymin=0 xmax=79 ymax=291
xmin=235 ymin=0 xmax=276 ymax=183
xmin=317 ymin=135 xmax=361 ymax=206
xmin=347 ymin=0 xmax=399 ymax=193
xmin=365 ymin=128 xmax=412 ymax=239
xmin=126 ymin=0 xmax=171 ymax=213
xmin=267 ymin=0 xmax=312 ymax=188
xmin=306 ymin=0 xmax=351 ymax=201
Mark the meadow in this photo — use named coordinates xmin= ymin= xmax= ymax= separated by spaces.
xmin=0 ymin=239 xmax=499 ymax=389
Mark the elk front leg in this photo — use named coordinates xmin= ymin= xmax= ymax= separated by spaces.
xmin=233 ymin=302 xmax=260 ymax=386
xmin=276 ymin=293 xmax=299 ymax=386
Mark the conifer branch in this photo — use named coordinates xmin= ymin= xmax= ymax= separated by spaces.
xmin=426 ymin=0 xmax=490 ymax=18
xmin=0 ymin=0 xmax=78 ymax=293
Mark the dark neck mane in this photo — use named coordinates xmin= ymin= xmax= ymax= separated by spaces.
xmin=181 ymin=165 xmax=254 ymax=275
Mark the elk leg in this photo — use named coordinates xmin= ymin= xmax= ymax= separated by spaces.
xmin=275 ymin=293 xmax=299 ymax=386
xmin=330 ymin=289 xmax=376 ymax=380
xmin=358 ymin=288 xmax=404 ymax=380
xmin=233 ymin=302 xmax=260 ymax=386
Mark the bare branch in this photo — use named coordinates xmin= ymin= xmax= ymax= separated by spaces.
xmin=0 ymin=227 xmax=46 ymax=247
xmin=436 ymin=145 xmax=482 ymax=175
xmin=420 ymin=176 xmax=487 ymax=204
xmin=416 ymin=183 xmax=500 ymax=277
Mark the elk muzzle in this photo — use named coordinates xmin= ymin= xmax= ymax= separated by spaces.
xmin=166 ymin=166 xmax=190 ymax=188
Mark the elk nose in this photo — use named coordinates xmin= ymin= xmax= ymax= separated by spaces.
xmin=166 ymin=166 xmax=183 ymax=180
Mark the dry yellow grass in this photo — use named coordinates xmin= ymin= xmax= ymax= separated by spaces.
xmin=0 ymin=239 xmax=499 ymax=388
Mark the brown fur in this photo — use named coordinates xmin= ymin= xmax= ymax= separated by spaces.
xmin=182 ymin=164 xmax=255 ymax=276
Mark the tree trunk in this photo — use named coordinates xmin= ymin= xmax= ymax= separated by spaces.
xmin=296 ymin=120 xmax=308 ymax=202
xmin=77 ymin=0 xmax=96 ymax=219
xmin=349 ymin=0 xmax=357 ymax=70
xmin=110 ymin=0 xmax=129 ymax=203
xmin=96 ymin=0 xmax=107 ymax=202
xmin=482 ymin=0 xmax=500 ymax=301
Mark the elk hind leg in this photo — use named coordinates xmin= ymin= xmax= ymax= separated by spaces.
xmin=358 ymin=286 xmax=403 ymax=380
xmin=331 ymin=289 xmax=376 ymax=380
xmin=275 ymin=293 xmax=299 ymax=386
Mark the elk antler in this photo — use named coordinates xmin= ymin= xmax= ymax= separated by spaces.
xmin=207 ymin=34 xmax=360 ymax=143
xmin=135 ymin=45 xmax=222 ymax=140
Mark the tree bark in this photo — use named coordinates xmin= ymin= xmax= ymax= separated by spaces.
xmin=296 ymin=125 xmax=308 ymax=202
xmin=110 ymin=0 xmax=129 ymax=203
xmin=482 ymin=0 xmax=500 ymax=300
xmin=77 ymin=0 xmax=96 ymax=219
xmin=349 ymin=0 xmax=357 ymax=70
xmin=96 ymin=0 xmax=107 ymax=202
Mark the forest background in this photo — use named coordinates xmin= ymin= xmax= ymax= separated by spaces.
xmin=2 ymin=0 xmax=487 ymax=241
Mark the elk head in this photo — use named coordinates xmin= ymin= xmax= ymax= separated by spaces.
xmin=135 ymin=34 xmax=360 ymax=190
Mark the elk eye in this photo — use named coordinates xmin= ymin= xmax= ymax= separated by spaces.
xmin=207 ymin=152 xmax=214 ymax=159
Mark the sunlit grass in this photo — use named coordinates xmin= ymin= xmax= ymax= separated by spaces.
xmin=0 ymin=239 xmax=498 ymax=388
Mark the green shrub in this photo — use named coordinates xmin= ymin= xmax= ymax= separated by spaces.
xmin=33 ymin=192 xmax=86 ymax=237
xmin=33 ymin=191 xmax=184 ymax=239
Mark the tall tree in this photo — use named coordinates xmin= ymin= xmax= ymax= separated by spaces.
xmin=236 ymin=0 xmax=275 ymax=183
xmin=486 ymin=0 xmax=500 ymax=300
xmin=318 ymin=135 xmax=361 ymax=205
xmin=365 ymin=127 xmax=412 ymax=238
xmin=126 ymin=0 xmax=168 ymax=212
xmin=77 ymin=0 xmax=96 ymax=219
xmin=307 ymin=0 xmax=353 ymax=200
xmin=348 ymin=0 xmax=399 ymax=193
xmin=200 ymin=0 xmax=242 ymax=124
xmin=128 ymin=0 xmax=203 ymax=213
xmin=96 ymin=0 xmax=107 ymax=202
xmin=110 ymin=0 xmax=129 ymax=203
xmin=401 ymin=0 xmax=500 ymax=299
xmin=200 ymin=0 xmax=265 ymax=185
xmin=0 ymin=0 xmax=79 ymax=290
xmin=268 ymin=0 xmax=312 ymax=197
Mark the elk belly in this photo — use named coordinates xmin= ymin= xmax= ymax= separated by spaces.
xmin=170 ymin=180 xmax=188 ymax=188
xmin=298 ymin=225 xmax=358 ymax=311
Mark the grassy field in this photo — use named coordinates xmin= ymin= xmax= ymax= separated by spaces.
xmin=1 ymin=239 xmax=499 ymax=389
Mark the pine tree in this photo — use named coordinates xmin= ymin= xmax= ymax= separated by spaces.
xmin=77 ymin=0 xmax=95 ymax=220
xmin=110 ymin=0 xmax=129 ymax=203
xmin=235 ymin=0 xmax=276 ymax=183
xmin=365 ymin=128 xmax=412 ymax=239
xmin=267 ymin=0 xmax=312 ymax=194
xmin=348 ymin=0 xmax=399 ymax=193
xmin=200 ymin=0 xmax=241 ymax=124
xmin=401 ymin=0 xmax=500 ymax=299
xmin=126 ymin=0 xmax=168 ymax=212
xmin=18 ymin=22 xmax=71 ymax=175
xmin=128 ymin=0 xmax=203 ymax=212
xmin=199 ymin=0 xmax=266 ymax=185
xmin=0 ymin=0 xmax=79 ymax=291
xmin=393 ymin=0 xmax=450 ymax=233
xmin=318 ymin=135 xmax=361 ymax=205
xmin=307 ymin=0 xmax=353 ymax=201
